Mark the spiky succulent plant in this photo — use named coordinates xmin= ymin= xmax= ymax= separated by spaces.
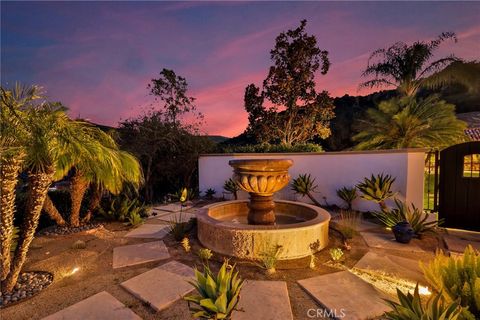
xmin=356 ymin=173 xmax=396 ymax=211
xmin=185 ymin=260 xmax=244 ymax=319
xmin=373 ymin=199 xmax=440 ymax=235
xmin=291 ymin=173 xmax=321 ymax=207
xmin=223 ymin=178 xmax=239 ymax=200
xmin=336 ymin=186 xmax=357 ymax=210
xmin=384 ymin=285 xmax=462 ymax=320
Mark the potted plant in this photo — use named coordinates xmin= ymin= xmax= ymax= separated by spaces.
xmin=392 ymin=221 xmax=414 ymax=243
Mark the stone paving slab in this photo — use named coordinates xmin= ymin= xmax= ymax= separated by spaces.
xmin=298 ymin=271 xmax=390 ymax=320
xmin=121 ymin=268 xmax=193 ymax=312
xmin=113 ymin=241 xmax=170 ymax=269
xmin=42 ymin=291 xmax=141 ymax=320
xmin=354 ymin=251 xmax=425 ymax=284
xmin=233 ymin=280 xmax=293 ymax=320
xmin=446 ymin=229 xmax=480 ymax=242
xmin=155 ymin=212 xmax=196 ymax=223
xmin=152 ymin=203 xmax=193 ymax=213
xmin=360 ymin=232 xmax=425 ymax=253
xmin=444 ymin=234 xmax=480 ymax=253
xmin=158 ymin=260 xmax=195 ymax=278
xmin=124 ymin=224 xmax=170 ymax=239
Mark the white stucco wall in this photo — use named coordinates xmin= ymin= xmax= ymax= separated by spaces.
xmin=198 ymin=149 xmax=426 ymax=212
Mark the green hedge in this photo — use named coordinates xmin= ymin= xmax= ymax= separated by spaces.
xmin=219 ymin=143 xmax=323 ymax=153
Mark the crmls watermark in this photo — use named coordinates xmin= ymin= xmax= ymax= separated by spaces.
xmin=307 ymin=308 xmax=347 ymax=318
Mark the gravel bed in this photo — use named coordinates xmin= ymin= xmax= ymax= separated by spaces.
xmin=37 ymin=223 xmax=103 ymax=236
xmin=0 ymin=271 xmax=53 ymax=308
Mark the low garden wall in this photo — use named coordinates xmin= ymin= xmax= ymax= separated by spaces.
xmin=198 ymin=149 xmax=426 ymax=212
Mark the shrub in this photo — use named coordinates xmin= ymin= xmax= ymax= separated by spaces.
xmin=169 ymin=216 xmax=196 ymax=241
xmin=185 ymin=260 xmax=244 ymax=319
xmin=98 ymin=195 xmax=146 ymax=222
xmin=372 ymin=199 xmax=439 ymax=235
xmin=219 ymin=143 xmax=323 ymax=153
xmin=291 ymin=174 xmax=321 ymax=206
xmin=420 ymin=245 xmax=480 ymax=319
xmin=198 ymin=248 xmax=213 ymax=262
xmin=336 ymin=210 xmax=361 ymax=239
xmin=205 ymin=188 xmax=216 ymax=200
xmin=384 ymin=285 xmax=462 ymax=320
xmin=329 ymin=248 xmax=344 ymax=261
xmin=356 ymin=173 xmax=396 ymax=211
xmin=223 ymin=178 xmax=239 ymax=200
xmin=125 ymin=209 xmax=144 ymax=227
xmin=336 ymin=186 xmax=357 ymax=210
xmin=258 ymin=245 xmax=282 ymax=275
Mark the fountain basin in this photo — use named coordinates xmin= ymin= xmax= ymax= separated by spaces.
xmin=197 ymin=200 xmax=330 ymax=260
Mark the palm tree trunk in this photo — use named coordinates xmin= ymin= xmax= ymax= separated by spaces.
xmin=0 ymin=158 xmax=22 ymax=281
xmin=42 ymin=194 xmax=66 ymax=226
xmin=2 ymin=168 xmax=54 ymax=293
xmin=69 ymin=171 xmax=89 ymax=227
xmin=82 ymin=185 xmax=102 ymax=224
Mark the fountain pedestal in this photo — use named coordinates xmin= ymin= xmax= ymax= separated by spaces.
xmin=229 ymin=159 xmax=293 ymax=225
xmin=247 ymin=194 xmax=275 ymax=224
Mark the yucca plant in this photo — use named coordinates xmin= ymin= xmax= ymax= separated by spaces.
xmin=336 ymin=186 xmax=357 ymax=210
xmin=185 ymin=260 xmax=244 ymax=319
xmin=356 ymin=173 xmax=396 ymax=211
xmin=223 ymin=178 xmax=239 ymax=200
xmin=420 ymin=245 xmax=480 ymax=319
xmin=291 ymin=173 xmax=321 ymax=206
xmin=373 ymin=199 xmax=440 ymax=235
xmin=384 ymin=285 xmax=462 ymax=320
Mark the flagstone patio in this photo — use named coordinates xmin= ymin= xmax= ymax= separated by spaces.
xmin=42 ymin=291 xmax=141 ymax=320
xmin=112 ymin=241 xmax=170 ymax=269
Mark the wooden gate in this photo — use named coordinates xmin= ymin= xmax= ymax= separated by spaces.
xmin=439 ymin=141 xmax=480 ymax=231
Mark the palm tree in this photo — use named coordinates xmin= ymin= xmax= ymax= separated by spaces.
xmin=360 ymin=32 xmax=463 ymax=96
xmin=0 ymin=84 xmax=40 ymax=280
xmin=1 ymin=95 xmax=88 ymax=293
xmin=68 ymin=143 xmax=143 ymax=227
xmin=40 ymin=119 xmax=143 ymax=227
xmin=353 ymin=95 xmax=467 ymax=150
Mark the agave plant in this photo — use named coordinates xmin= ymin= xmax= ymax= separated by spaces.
xmin=185 ymin=260 xmax=244 ymax=319
xmin=384 ymin=285 xmax=462 ymax=320
xmin=291 ymin=173 xmax=321 ymax=207
xmin=420 ymin=245 xmax=480 ymax=319
xmin=336 ymin=186 xmax=357 ymax=210
xmin=373 ymin=199 xmax=440 ymax=235
xmin=356 ymin=173 xmax=396 ymax=211
xmin=223 ymin=178 xmax=239 ymax=200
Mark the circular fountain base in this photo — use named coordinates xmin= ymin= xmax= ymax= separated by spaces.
xmin=197 ymin=200 xmax=330 ymax=260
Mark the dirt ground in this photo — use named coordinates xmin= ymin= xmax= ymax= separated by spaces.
xmin=0 ymin=215 xmax=442 ymax=320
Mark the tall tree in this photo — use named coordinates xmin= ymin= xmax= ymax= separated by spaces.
xmin=360 ymin=32 xmax=463 ymax=96
xmin=148 ymin=68 xmax=202 ymax=130
xmin=120 ymin=69 xmax=211 ymax=202
xmin=244 ymin=20 xmax=335 ymax=146
xmin=353 ymin=95 xmax=467 ymax=150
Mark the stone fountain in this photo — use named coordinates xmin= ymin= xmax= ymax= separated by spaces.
xmin=197 ymin=159 xmax=330 ymax=260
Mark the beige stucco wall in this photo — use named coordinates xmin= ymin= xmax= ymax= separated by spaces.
xmin=198 ymin=149 xmax=426 ymax=212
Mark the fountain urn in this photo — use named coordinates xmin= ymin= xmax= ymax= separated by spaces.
xmin=228 ymin=159 xmax=293 ymax=225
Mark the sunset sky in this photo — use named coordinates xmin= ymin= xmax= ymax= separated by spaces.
xmin=2 ymin=1 xmax=479 ymax=137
